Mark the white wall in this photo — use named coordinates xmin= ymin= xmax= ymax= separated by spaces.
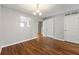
xmin=0 ymin=6 xmax=38 ymax=46
xmin=0 ymin=5 xmax=2 ymax=41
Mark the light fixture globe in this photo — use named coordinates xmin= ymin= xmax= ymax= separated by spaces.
xmin=33 ymin=4 xmax=42 ymax=16
xmin=39 ymin=12 xmax=42 ymax=16
xmin=36 ymin=10 xmax=40 ymax=13
xmin=33 ymin=12 xmax=36 ymax=15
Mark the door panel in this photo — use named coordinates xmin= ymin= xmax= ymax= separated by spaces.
xmin=42 ymin=18 xmax=54 ymax=38
xmin=64 ymin=14 xmax=79 ymax=43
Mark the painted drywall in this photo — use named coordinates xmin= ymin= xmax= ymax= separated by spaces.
xmin=0 ymin=5 xmax=2 ymax=40
xmin=0 ymin=6 xmax=38 ymax=46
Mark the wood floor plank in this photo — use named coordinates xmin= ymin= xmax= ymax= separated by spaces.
xmin=1 ymin=37 xmax=79 ymax=55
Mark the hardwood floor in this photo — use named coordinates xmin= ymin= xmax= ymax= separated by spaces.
xmin=1 ymin=37 xmax=79 ymax=55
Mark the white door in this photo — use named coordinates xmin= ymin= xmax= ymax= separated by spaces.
xmin=64 ymin=14 xmax=79 ymax=43
xmin=42 ymin=20 xmax=47 ymax=36
xmin=42 ymin=18 xmax=54 ymax=38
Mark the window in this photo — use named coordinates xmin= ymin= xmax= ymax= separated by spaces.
xmin=20 ymin=16 xmax=30 ymax=27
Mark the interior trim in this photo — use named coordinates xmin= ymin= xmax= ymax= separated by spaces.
xmin=1 ymin=37 xmax=37 ymax=48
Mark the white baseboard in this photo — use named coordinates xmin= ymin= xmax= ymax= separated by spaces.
xmin=46 ymin=35 xmax=54 ymax=38
xmin=1 ymin=37 xmax=37 ymax=48
xmin=53 ymin=37 xmax=65 ymax=41
xmin=64 ymin=40 xmax=79 ymax=44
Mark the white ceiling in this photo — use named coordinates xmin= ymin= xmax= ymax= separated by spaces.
xmin=2 ymin=4 xmax=79 ymax=18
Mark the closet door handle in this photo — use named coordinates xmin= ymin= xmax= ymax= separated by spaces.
xmin=64 ymin=30 xmax=67 ymax=31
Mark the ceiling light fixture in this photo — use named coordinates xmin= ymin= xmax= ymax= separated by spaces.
xmin=33 ymin=4 xmax=42 ymax=16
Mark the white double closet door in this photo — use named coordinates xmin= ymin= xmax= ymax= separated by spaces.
xmin=64 ymin=14 xmax=79 ymax=43
xmin=43 ymin=18 xmax=54 ymax=38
